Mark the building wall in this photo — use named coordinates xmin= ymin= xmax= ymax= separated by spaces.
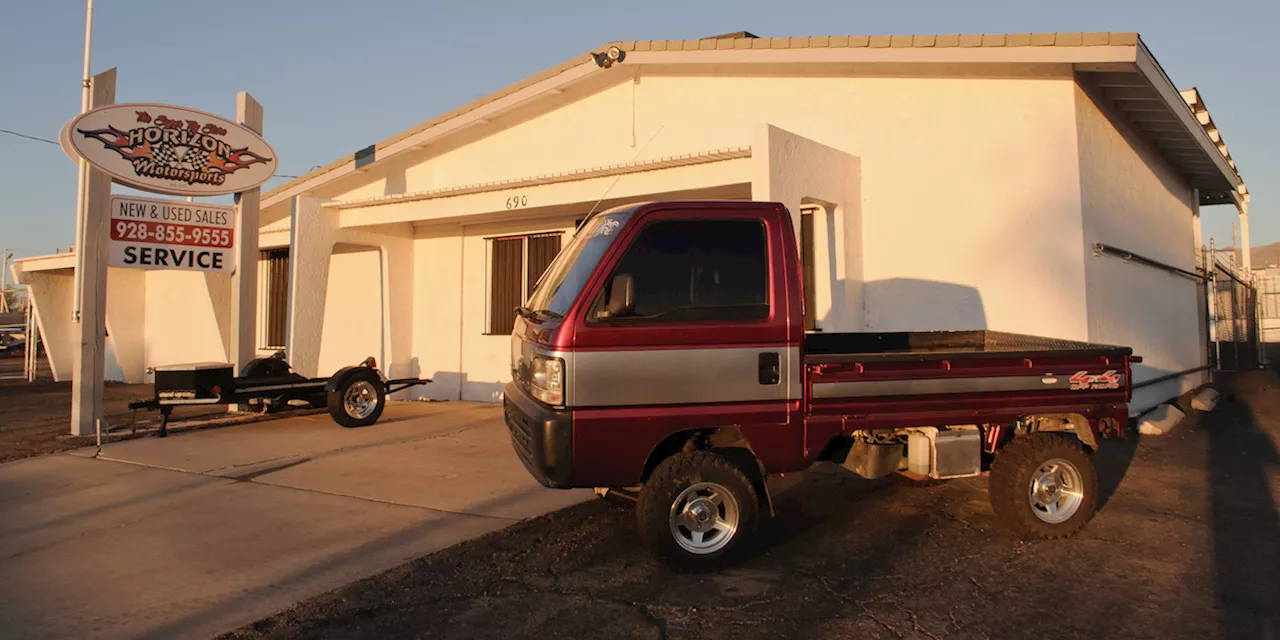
xmin=143 ymin=270 xmax=230 ymax=374
xmin=20 ymin=270 xmax=75 ymax=381
xmin=1074 ymin=84 xmax=1202 ymax=412
xmin=104 ymin=267 xmax=147 ymax=382
xmin=316 ymin=248 xmax=383 ymax=377
xmin=337 ymin=69 xmax=1090 ymax=343
xmin=411 ymin=226 xmax=465 ymax=401
xmin=457 ymin=217 xmax=579 ymax=402
xmin=751 ymin=124 xmax=864 ymax=331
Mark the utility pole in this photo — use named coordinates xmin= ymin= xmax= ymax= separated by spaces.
xmin=1 ymin=248 xmax=12 ymax=313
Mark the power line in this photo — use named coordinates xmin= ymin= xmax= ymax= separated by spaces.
xmin=2 ymin=126 xmax=308 ymax=179
xmin=0 ymin=128 xmax=59 ymax=146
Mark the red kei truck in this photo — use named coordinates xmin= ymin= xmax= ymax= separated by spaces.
xmin=503 ymin=200 xmax=1139 ymax=571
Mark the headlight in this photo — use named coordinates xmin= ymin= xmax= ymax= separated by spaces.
xmin=530 ymin=355 xmax=564 ymax=407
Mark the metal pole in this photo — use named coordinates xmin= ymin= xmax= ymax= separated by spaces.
xmin=0 ymin=249 xmax=10 ymax=313
xmin=71 ymin=0 xmax=94 ymax=322
xmin=25 ymin=299 xmax=35 ymax=382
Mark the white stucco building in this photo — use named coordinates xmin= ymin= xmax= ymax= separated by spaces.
xmin=12 ymin=31 xmax=1251 ymax=413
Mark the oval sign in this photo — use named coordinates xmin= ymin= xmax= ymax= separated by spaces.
xmin=62 ymin=103 xmax=277 ymax=197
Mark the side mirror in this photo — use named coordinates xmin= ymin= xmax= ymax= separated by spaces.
xmin=599 ymin=273 xmax=634 ymax=319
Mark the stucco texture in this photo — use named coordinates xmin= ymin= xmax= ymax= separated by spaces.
xmin=1074 ymin=84 xmax=1203 ymax=411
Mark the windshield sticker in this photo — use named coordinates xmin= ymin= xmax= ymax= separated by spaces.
xmin=596 ymin=218 xmax=621 ymax=237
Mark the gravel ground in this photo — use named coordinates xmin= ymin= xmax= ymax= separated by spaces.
xmin=221 ymin=371 xmax=1280 ymax=640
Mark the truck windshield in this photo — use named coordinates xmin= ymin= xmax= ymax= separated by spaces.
xmin=525 ymin=211 xmax=633 ymax=318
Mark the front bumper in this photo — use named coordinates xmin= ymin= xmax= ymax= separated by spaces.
xmin=503 ymin=381 xmax=574 ymax=489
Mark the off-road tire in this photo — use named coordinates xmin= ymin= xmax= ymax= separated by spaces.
xmin=989 ymin=432 xmax=1098 ymax=540
xmin=327 ymin=369 xmax=386 ymax=428
xmin=636 ymin=450 xmax=759 ymax=573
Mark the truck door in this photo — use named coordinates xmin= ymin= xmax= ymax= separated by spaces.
xmin=569 ymin=204 xmax=804 ymax=476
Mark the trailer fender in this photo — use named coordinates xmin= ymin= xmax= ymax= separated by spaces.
xmin=325 ymin=359 xmax=380 ymax=394
xmin=1026 ymin=413 xmax=1098 ymax=451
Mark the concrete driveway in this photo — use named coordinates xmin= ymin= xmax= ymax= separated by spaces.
xmin=0 ymin=401 xmax=591 ymax=640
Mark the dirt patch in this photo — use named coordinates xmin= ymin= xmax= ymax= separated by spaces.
xmin=0 ymin=358 xmax=317 ymax=463
xmin=219 ymin=371 xmax=1280 ymax=640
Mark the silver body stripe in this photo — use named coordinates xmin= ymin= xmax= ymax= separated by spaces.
xmin=516 ymin=336 xmax=802 ymax=408
xmin=570 ymin=346 xmax=802 ymax=407
xmin=810 ymin=374 xmax=1125 ymax=399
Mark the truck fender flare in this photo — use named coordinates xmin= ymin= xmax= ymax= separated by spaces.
xmin=1025 ymin=413 xmax=1098 ymax=451
xmin=324 ymin=361 xmax=379 ymax=393
xmin=640 ymin=427 xmax=776 ymax=518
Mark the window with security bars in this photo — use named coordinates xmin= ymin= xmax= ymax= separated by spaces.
xmin=487 ymin=232 xmax=562 ymax=335
xmin=258 ymin=248 xmax=290 ymax=349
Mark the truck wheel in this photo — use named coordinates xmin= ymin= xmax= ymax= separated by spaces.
xmin=636 ymin=450 xmax=759 ymax=572
xmin=327 ymin=369 xmax=385 ymax=427
xmin=988 ymin=433 xmax=1098 ymax=539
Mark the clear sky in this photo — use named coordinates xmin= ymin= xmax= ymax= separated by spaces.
xmin=1 ymin=0 xmax=1275 ymax=261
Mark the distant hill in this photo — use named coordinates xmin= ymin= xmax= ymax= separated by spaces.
xmin=1252 ymin=243 xmax=1280 ymax=269
xmin=1208 ymin=243 xmax=1280 ymax=269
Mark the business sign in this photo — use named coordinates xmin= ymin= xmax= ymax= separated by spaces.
xmin=108 ymin=195 xmax=237 ymax=273
xmin=61 ymin=103 xmax=277 ymax=197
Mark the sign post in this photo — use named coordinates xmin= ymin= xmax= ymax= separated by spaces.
xmin=69 ymin=67 xmax=115 ymax=438
xmin=230 ymin=92 xmax=264 ymax=411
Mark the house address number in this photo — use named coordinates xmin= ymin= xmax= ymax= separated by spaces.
xmin=505 ymin=194 xmax=528 ymax=209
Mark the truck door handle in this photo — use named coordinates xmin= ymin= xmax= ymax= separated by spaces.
xmin=758 ymin=352 xmax=780 ymax=385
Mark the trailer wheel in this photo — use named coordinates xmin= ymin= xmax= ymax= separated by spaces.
xmin=327 ymin=369 xmax=385 ymax=427
xmin=636 ymin=450 xmax=759 ymax=572
xmin=988 ymin=433 xmax=1098 ymax=540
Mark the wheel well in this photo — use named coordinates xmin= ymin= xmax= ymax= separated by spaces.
xmin=639 ymin=427 xmax=774 ymax=515
xmin=1018 ymin=413 xmax=1098 ymax=451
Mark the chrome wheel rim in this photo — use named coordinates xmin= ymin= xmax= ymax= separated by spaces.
xmin=343 ymin=381 xmax=379 ymax=419
xmin=668 ymin=481 xmax=739 ymax=555
xmin=1028 ymin=458 xmax=1085 ymax=523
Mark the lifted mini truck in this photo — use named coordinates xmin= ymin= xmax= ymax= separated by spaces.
xmin=503 ymin=200 xmax=1139 ymax=571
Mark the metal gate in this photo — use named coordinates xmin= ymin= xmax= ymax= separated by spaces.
xmin=1255 ymin=267 xmax=1280 ymax=364
xmin=1209 ymin=255 xmax=1261 ymax=370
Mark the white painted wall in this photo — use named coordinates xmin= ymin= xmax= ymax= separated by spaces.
xmin=334 ymin=68 xmax=1090 ymax=342
xmin=751 ymin=124 xmax=863 ymax=331
xmin=143 ymin=270 xmax=230 ymax=374
xmin=1074 ymin=85 xmax=1202 ymax=412
xmin=317 ymin=248 xmax=383 ymax=377
xmin=411 ymin=226 xmax=464 ymax=401
xmin=18 ymin=270 xmax=75 ymax=381
xmin=104 ymin=267 xmax=147 ymax=382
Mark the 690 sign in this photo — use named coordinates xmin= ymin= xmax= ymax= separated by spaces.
xmin=108 ymin=195 xmax=238 ymax=274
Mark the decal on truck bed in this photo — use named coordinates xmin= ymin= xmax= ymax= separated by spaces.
xmin=1069 ymin=370 xmax=1121 ymax=391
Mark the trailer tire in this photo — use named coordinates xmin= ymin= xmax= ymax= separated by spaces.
xmin=636 ymin=450 xmax=759 ymax=572
xmin=989 ymin=433 xmax=1098 ymax=540
xmin=327 ymin=369 xmax=385 ymax=427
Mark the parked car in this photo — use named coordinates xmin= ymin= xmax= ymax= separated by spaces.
xmin=503 ymin=200 xmax=1138 ymax=571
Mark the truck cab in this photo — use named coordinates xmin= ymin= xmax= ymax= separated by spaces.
xmin=504 ymin=200 xmax=1136 ymax=571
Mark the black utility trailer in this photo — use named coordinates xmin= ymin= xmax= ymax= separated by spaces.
xmin=128 ymin=352 xmax=429 ymax=436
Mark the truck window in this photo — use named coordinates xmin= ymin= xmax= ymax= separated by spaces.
xmin=593 ymin=218 xmax=769 ymax=323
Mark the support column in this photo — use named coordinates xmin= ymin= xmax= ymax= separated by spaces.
xmin=229 ymin=92 xmax=263 ymax=407
xmin=1238 ymin=201 xmax=1251 ymax=276
xmin=70 ymin=67 xmax=115 ymax=437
